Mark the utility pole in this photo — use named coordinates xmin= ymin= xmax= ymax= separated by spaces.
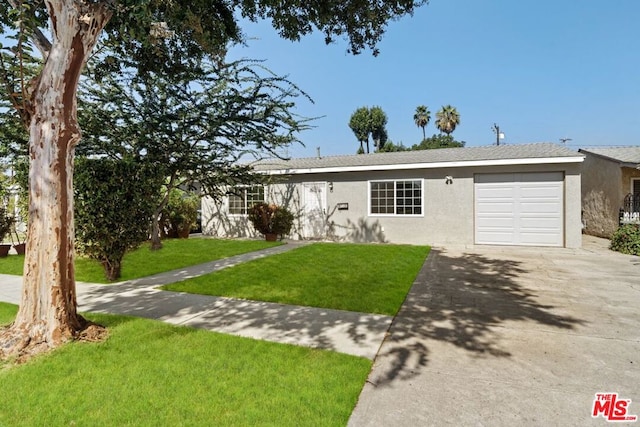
xmin=492 ymin=123 xmax=505 ymax=145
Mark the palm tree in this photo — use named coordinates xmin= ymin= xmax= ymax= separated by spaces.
xmin=413 ymin=105 xmax=430 ymax=140
xmin=435 ymin=105 xmax=460 ymax=135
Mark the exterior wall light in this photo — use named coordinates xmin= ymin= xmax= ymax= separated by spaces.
xmin=445 ymin=176 xmax=453 ymax=185
xmin=329 ymin=182 xmax=334 ymax=192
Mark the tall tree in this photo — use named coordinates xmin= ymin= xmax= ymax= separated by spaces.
xmin=413 ymin=105 xmax=430 ymax=140
xmin=349 ymin=107 xmax=371 ymax=154
xmin=369 ymin=106 xmax=388 ymax=152
xmin=78 ymin=58 xmax=310 ymax=250
xmin=435 ymin=105 xmax=461 ymax=135
xmin=0 ymin=1 xmax=428 ymax=359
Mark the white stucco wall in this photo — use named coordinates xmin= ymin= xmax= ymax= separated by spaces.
xmin=202 ymin=162 xmax=583 ymax=248
xmin=580 ymin=154 xmax=622 ymax=238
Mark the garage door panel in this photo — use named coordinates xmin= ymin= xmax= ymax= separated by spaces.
xmin=520 ymin=201 xmax=562 ymax=214
xmin=475 ymin=172 xmax=564 ymax=247
xmin=519 ymin=231 xmax=562 ymax=246
xmin=476 ymin=217 xmax=514 ymax=228
xmin=477 ymin=202 xmax=514 ymax=213
xmin=476 ymin=230 xmax=515 ymax=244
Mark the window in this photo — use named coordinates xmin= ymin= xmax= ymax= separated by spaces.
xmin=370 ymin=180 xmax=422 ymax=215
xmin=633 ymin=178 xmax=640 ymax=197
xmin=228 ymin=186 xmax=265 ymax=215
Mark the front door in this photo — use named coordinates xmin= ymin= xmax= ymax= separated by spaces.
xmin=302 ymin=182 xmax=327 ymax=239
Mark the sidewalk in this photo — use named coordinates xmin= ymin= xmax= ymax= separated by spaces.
xmin=0 ymin=241 xmax=392 ymax=360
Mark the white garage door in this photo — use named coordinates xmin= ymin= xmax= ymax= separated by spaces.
xmin=475 ymin=172 xmax=564 ymax=246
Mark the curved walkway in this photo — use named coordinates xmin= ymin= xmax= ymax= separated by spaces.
xmin=0 ymin=241 xmax=392 ymax=360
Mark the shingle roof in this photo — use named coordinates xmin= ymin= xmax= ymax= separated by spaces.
xmin=579 ymin=147 xmax=640 ymax=164
xmin=253 ymin=143 xmax=583 ymax=172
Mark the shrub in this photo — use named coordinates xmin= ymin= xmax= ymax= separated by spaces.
xmin=162 ymin=189 xmax=199 ymax=238
xmin=248 ymin=203 xmax=294 ymax=238
xmin=0 ymin=206 xmax=13 ymax=243
xmin=610 ymin=224 xmax=640 ymax=256
xmin=75 ymin=158 xmax=164 ymax=281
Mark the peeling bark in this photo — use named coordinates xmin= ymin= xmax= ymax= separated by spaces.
xmin=1 ymin=1 xmax=112 ymax=359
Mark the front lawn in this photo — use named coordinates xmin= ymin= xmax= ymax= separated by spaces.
xmin=0 ymin=303 xmax=371 ymax=426
xmin=0 ymin=238 xmax=281 ymax=283
xmin=164 ymin=243 xmax=430 ymax=315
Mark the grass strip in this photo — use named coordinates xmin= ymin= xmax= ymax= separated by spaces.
xmin=164 ymin=243 xmax=430 ymax=315
xmin=0 ymin=302 xmax=371 ymax=427
xmin=0 ymin=238 xmax=281 ymax=283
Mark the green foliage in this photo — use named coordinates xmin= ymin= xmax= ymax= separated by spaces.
xmin=349 ymin=106 xmax=371 ymax=153
xmin=78 ymin=58 xmax=309 ymax=199
xmin=610 ymin=224 xmax=640 ymax=256
xmin=74 ymin=158 xmax=164 ymax=281
xmin=412 ymin=134 xmax=466 ymax=150
xmin=435 ymin=105 xmax=461 ymax=135
xmin=0 ymin=205 xmax=13 ymax=242
xmin=248 ymin=203 xmax=294 ymax=237
xmin=162 ymin=189 xmax=199 ymax=238
xmin=349 ymin=105 xmax=389 ymax=153
xmin=378 ymin=141 xmax=409 ymax=152
xmin=369 ymin=106 xmax=388 ymax=152
xmin=413 ymin=105 xmax=431 ymax=139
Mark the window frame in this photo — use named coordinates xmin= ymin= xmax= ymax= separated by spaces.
xmin=632 ymin=177 xmax=640 ymax=196
xmin=368 ymin=178 xmax=424 ymax=217
xmin=227 ymin=185 xmax=265 ymax=216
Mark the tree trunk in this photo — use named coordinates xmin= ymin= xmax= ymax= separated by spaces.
xmin=150 ymin=176 xmax=177 ymax=251
xmin=0 ymin=1 xmax=112 ymax=359
xmin=150 ymin=191 xmax=173 ymax=250
xmin=101 ymin=259 xmax=122 ymax=282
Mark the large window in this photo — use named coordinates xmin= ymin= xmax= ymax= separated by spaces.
xmin=228 ymin=186 xmax=265 ymax=215
xmin=370 ymin=179 xmax=423 ymax=215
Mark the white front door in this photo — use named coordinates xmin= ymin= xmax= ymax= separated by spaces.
xmin=302 ymin=182 xmax=327 ymax=239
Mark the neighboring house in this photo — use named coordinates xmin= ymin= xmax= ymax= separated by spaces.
xmin=579 ymin=147 xmax=640 ymax=238
xmin=202 ymin=143 xmax=584 ymax=248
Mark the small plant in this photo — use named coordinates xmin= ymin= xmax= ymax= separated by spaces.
xmin=162 ymin=189 xmax=199 ymax=238
xmin=610 ymin=224 xmax=640 ymax=256
xmin=248 ymin=203 xmax=294 ymax=240
xmin=0 ymin=207 xmax=14 ymax=243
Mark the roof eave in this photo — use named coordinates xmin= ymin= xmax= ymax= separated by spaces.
xmin=258 ymin=156 xmax=585 ymax=175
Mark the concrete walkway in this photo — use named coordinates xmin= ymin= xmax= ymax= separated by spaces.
xmin=348 ymin=236 xmax=640 ymax=426
xmin=0 ymin=241 xmax=392 ymax=360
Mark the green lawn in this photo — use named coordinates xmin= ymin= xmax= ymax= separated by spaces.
xmin=164 ymin=243 xmax=430 ymax=316
xmin=0 ymin=238 xmax=281 ymax=283
xmin=0 ymin=303 xmax=371 ymax=426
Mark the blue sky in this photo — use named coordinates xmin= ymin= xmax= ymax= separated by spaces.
xmin=228 ymin=0 xmax=640 ymax=158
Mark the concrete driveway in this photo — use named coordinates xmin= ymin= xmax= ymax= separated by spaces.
xmin=349 ymin=236 xmax=640 ymax=426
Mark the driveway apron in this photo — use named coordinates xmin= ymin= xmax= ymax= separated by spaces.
xmin=349 ymin=236 xmax=640 ymax=426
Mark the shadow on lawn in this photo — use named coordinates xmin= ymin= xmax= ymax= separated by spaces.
xmin=77 ymin=280 xmax=392 ymax=360
xmin=369 ymin=248 xmax=585 ymax=386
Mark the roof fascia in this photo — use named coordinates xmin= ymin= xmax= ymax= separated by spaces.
xmin=260 ymin=156 xmax=585 ymax=175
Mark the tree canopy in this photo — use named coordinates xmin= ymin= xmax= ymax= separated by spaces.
xmin=78 ymin=56 xmax=311 ymax=248
xmin=413 ymin=105 xmax=430 ymax=140
xmin=348 ymin=105 xmax=389 ymax=154
xmin=0 ymin=0 xmax=430 ymax=360
xmin=435 ymin=105 xmax=460 ymax=135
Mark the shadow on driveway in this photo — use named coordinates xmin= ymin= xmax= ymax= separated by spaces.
xmin=373 ymin=248 xmax=585 ymax=386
